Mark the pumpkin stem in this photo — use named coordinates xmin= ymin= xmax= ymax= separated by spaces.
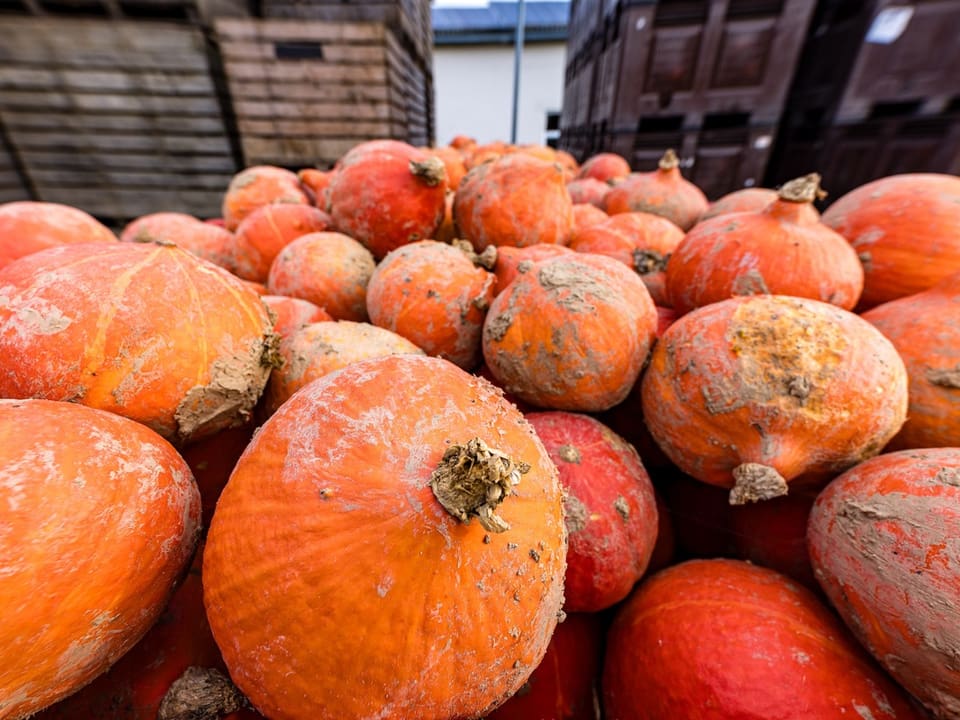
xmin=453 ymin=238 xmax=497 ymax=270
xmin=158 ymin=667 xmax=250 ymax=720
xmin=410 ymin=156 xmax=447 ymax=187
xmin=778 ymin=174 xmax=828 ymax=204
xmin=658 ymin=149 xmax=680 ymax=171
xmin=633 ymin=248 xmax=669 ymax=275
xmin=729 ymin=463 xmax=789 ymax=505
xmin=430 ymin=437 xmax=530 ymax=533
xmin=928 ymin=367 xmax=960 ymax=388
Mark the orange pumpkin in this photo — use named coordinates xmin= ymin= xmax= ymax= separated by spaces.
xmin=492 ymin=244 xmax=576 ymax=296
xmin=570 ymin=203 xmax=608 ymax=242
xmin=266 ymin=231 xmax=375 ymax=322
xmin=809 ymin=448 xmax=960 ymax=719
xmin=0 ymin=398 xmax=200 ymax=719
xmin=641 ymin=295 xmax=908 ymax=504
xmin=576 ymin=152 xmax=630 ymax=183
xmin=666 ymin=174 xmax=864 ymax=314
xmin=0 ymin=242 xmax=278 ymax=444
xmin=121 ymin=211 xmax=236 ymax=273
xmin=603 ymin=149 xmax=708 ymax=231
xmin=326 ymin=140 xmax=447 ymax=260
xmin=181 ymin=422 xmax=256 ymax=530
xmin=861 ymin=272 xmax=960 ymax=450
xmin=566 ymin=177 xmax=611 ymax=208
xmin=260 ymin=294 xmax=333 ymax=339
xmin=454 ymin=154 xmax=573 ymax=250
xmin=0 ymin=200 xmax=116 ymax=270
xmin=231 ymin=203 xmax=332 ymax=282
xmin=203 ymin=354 xmax=567 ymax=720
xmin=297 ymin=167 xmax=333 ymax=207
xmin=569 ymin=211 xmax=685 ymax=306
xmin=698 ymin=187 xmax=779 ymax=222
xmin=263 ymin=320 xmax=424 ymax=416
xmin=221 ymin=166 xmax=309 ymax=231
xmin=603 ymin=559 xmax=923 ymax=719
xmin=424 ymin=145 xmax=467 ymax=190
xmin=822 ymin=173 xmax=960 ymax=309
xmin=483 ymin=253 xmax=657 ymax=412
xmin=366 ymin=240 xmax=496 ymax=369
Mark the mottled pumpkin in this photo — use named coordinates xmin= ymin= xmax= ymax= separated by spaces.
xmin=0 ymin=200 xmax=116 ymax=270
xmin=492 ymin=244 xmax=576 ymax=297
xmin=203 ymin=354 xmax=566 ymax=720
xmin=0 ymin=399 xmax=200 ymax=719
xmin=698 ymin=187 xmax=779 ymax=222
xmin=222 ymin=165 xmax=309 ymax=231
xmin=232 ymin=204 xmax=332 ymax=282
xmin=121 ymin=211 xmax=236 ymax=273
xmin=566 ymin=178 xmax=611 ymax=208
xmin=570 ymin=203 xmax=609 ymax=243
xmin=260 ymin=294 xmax=333 ymax=340
xmin=576 ymin=152 xmax=631 ymax=183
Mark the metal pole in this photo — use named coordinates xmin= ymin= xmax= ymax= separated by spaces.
xmin=510 ymin=0 xmax=526 ymax=144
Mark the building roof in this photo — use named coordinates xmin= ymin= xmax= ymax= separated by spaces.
xmin=433 ymin=1 xmax=570 ymax=45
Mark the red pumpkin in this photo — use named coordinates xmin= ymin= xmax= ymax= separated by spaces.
xmin=809 ymin=449 xmax=960 ymax=719
xmin=0 ymin=242 xmax=278 ymax=444
xmin=231 ymin=203 xmax=332 ymax=282
xmin=602 ymin=149 xmax=708 ymax=231
xmin=526 ymin=411 xmax=659 ymax=612
xmin=0 ymin=399 xmax=201 ymax=719
xmin=566 ymin=178 xmax=611 ymax=208
xmin=603 ymin=559 xmax=923 ymax=719
xmin=366 ymin=240 xmax=496 ymax=369
xmin=454 ymin=153 xmax=573 ymax=250
xmin=492 ymin=243 xmax=576 ymax=297
xmin=0 ymin=200 xmax=116 ymax=270
xmin=861 ymin=271 xmax=960 ymax=450
xmin=222 ymin=165 xmax=309 ymax=231
xmin=485 ymin=613 xmax=604 ymax=720
xmin=326 ymin=140 xmax=447 ymax=259
xmin=203 ymin=354 xmax=566 ymax=720
xmin=483 ymin=253 xmax=657 ymax=412
xmin=698 ymin=187 xmax=779 ymax=222
xmin=822 ymin=173 xmax=960 ymax=309
xmin=121 ymin=211 xmax=236 ymax=273
xmin=641 ymin=295 xmax=908 ymax=503
xmin=181 ymin=423 xmax=256 ymax=529
xmin=576 ymin=152 xmax=631 ymax=183
xmin=666 ymin=174 xmax=864 ymax=314
xmin=569 ymin=211 xmax=685 ymax=306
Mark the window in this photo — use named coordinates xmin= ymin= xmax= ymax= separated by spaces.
xmin=545 ymin=111 xmax=561 ymax=148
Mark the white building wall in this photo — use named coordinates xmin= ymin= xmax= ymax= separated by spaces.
xmin=433 ymin=42 xmax=567 ymax=147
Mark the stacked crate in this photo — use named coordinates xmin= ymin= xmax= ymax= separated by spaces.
xmin=559 ymin=0 xmax=817 ymax=199
xmin=765 ymin=0 xmax=960 ymax=198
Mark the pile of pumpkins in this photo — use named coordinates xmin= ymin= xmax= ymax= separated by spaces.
xmin=0 ymin=135 xmax=958 ymax=720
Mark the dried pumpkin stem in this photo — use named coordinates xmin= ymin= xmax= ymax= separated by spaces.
xmin=658 ymin=148 xmax=680 ymax=171
xmin=453 ymin=238 xmax=497 ymax=270
xmin=430 ymin=437 xmax=530 ymax=533
xmin=779 ymin=173 xmax=828 ymax=204
xmin=928 ymin=367 xmax=960 ymax=388
xmin=158 ymin=667 xmax=250 ymax=720
xmin=633 ymin=249 xmax=669 ymax=275
xmin=410 ymin=156 xmax=447 ymax=187
xmin=729 ymin=463 xmax=789 ymax=505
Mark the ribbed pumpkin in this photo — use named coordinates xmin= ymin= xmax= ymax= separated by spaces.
xmin=822 ymin=173 xmax=960 ymax=309
xmin=666 ymin=175 xmax=864 ymax=314
xmin=576 ymin=152 xmax=630 ymax=183
xmin=366 ymin=240 xmax=496 ymax=369
xmin=0 ymin=200 xmax=116 ymax=270
xmin=566 ymin=178 xmax=611 ymax=208
xmin=121 ymin=211 xmax=236 ymax=273
xmin=266 ymin=231 xmax=375 ymax=322
xmin=231 ymin=203 xmax=332 ymax=282
xmin=263 ymin=320 xmax=424 ymax=416
xmin=222 ymin=165 xmax=309 ymax=231
xmin=603 ymin=559 xmax=924 ymax=719
xmin=0 ymin=242 xmax=278 ymax=445
xmin=569 ymin=211 xmax=684 ymax=306
xmin=526 ymin=411 xmax=659 ymax=612
xmin=483 ymin=253 xmax=657 ymax=412
xmin=492 ymin=244 xmax=576 ymax=296
xmin=260 ymin=294 xmax=333 ymax=339
xmin=326 ymin=140 xmax=447 ymax=259
xmin=0 ymin=399 xmax=201 ymax=720
xmin=861 ymin=272 xmax=960 ymax=450
xmin=698 ymin=187 xmax=779 ymax=222
xmin=454 ymin=153 xmax=573 ymax=250
xmin=809 ymin=449 xmax=960 ymax=720
xmin=641 ymin=295 xmax=908 ymax=504
xmin=203 ymin=354 xmax=567 ymax=720
xmin=602 ymin=149 xmax=708 ymax=231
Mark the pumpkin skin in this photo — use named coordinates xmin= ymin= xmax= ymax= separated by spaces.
xmin=454 ymin=153 xmax=574 ymax=250
xmin=231 ymin=204 xmax=332 ymax=282
xmin=641 ymin=295 xmax=908 ymax=503
xmin=570 ymin=203 xmax=608 ymax=242
xmin=602 ymin=559 xmax=924 ymax=720
xmin=822 ymin=173 xmax=960 ymax=309
xmin=485 ymin=612 xmax=604 ymax=720
xmin=569 ymin=211 xmax=684 ymax=306
xmin=266 ymin=231 xmax=375 ymax=322
xmin=222 ymin=165 xmax=309 ymax=232
xmin=0 ymin=399 xmax=201 ymax=720
xmin=698 ymin=187 xmax=779 ymax=222
xmin=326 ymin=140 xmax=447 ymax=260
xmin=602 ymin=150 xmax=708 ymax=231
xmin=263 ymin=320 xmax=424 ymax=416
xmin=566 ymin=178 xmax=611 ymax=208
xmin=203 ymin=354 xmax=567 ymax=720
xmin=366 ymin=240 xmax=496 ymax=369
xmin=861 ymin=272 xmax=960 ymax=450
xmin=297 ymin=168 xmax=332 ymax=207
xmin=0 ymin=242 xmax=278 ymax=445
xmin=576 ymin=152 xmax=630 ymax=183
xmin=492 ymin=244 xmax=576 ymax=297
xmin=181 ymin=423 xmax=256 ymax=530
xmin=0 ymin=200 xmax=116 ymax=270
xmin=483 ymin=253 xmax=658 ymax=412
xmin=260 ymin=294 xmax=333 ymax=339
xmin=666 ymin=175 xmax=864 ymax=314
xmin=526 ymin=411 xmax=659 ymax=612
xmin=120 ymin=212 xmax=236 ymax=273
xmin=809 ymin=449 xmax=960 ymax=719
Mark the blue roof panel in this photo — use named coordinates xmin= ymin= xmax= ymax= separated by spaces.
xmin=433 ymin=1 xmax=571 ymax=34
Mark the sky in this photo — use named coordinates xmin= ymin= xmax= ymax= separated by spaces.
xmin=433 ymin=0 xmax=562 ymax=6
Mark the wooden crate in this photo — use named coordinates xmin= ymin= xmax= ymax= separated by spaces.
xmin=215 ymin=18 xmax=433 ymax=168
xmin=0 ymin=135 xmax=32 ymax=205
xmin=0 ymin=17 xmax=237 ymax=221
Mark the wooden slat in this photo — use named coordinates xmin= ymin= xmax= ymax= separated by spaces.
xmin=36 ymin=187 xmax=224 ymax=219
xmin=227 ymin=80 xmax=390 ymax=103
xmin=214 ymin=18 xmax=386 ymax=43
xmin=217 ymin=39 xmax=386 ymax=64
xmin=20 ymin=150 xmax=237 ymax=173
xmin=1 ymin=111 xmax=229 ymax=134
xmin=221 ymin=59 xmax=387 ymax=84
xmin=0 ymin=90 xmax=223 ymax=115
xmin=230 ymin=98 xmax=392 ymax=120
xmin=8 ymin=130 xmax=233 ymax=154
xmin=236 ymin=118 xmax=394 ymax=137
xmin=0 ymin=67 xmax=216 ymax=95
xmin=28 ymin=168 xmax=231 ymax=190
